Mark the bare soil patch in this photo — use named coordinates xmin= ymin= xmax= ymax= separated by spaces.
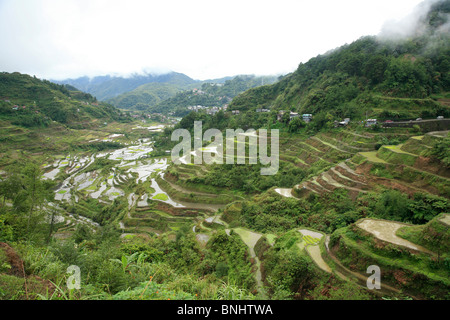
xmin=0 ymin=242 xmax=25 ymax=277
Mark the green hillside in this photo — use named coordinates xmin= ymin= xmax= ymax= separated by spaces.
xmin=108 ymin=74 xmax=279 ymax=115
xmin=53 ymin=71 xmax=198 ymax=101
xmin=106 ymin=81 xmax=197 ymax=111
xmin=229 ymin=1 xmax=450 ymax=121
xmin=0 ymin=72 xmax=142 ymax=169
xmin=152 ymin=75 xmax=278 ymax=115
xmin=0 ymin=72 xmax=128 ymax=129
xmin=133 ymin=0 xmax=450 ymax=300
xmin=1 ymin=0 xmax=450 ymax=303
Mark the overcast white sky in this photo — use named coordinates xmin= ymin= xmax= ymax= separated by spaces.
xmin=0 ymin=0 xmax=427 ymax=80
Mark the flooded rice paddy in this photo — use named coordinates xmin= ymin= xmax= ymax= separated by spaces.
xmin=274 ymin=188 xmax=294 ymax=198
xmin=43 ymin=137 xmax=175 ymax=207
xmin=356 ymin=219 xmax=433 ymax=253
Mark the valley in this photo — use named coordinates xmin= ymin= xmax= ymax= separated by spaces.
xmin=3 ymin=115 xmax=447 ymax=300
xmin=1 ymin=83 xmax=449 ymax=301
xmin=1 ymin=0 xmax=450 ymax=302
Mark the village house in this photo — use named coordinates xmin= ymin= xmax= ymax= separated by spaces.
xmin=302 ymin=114 xmax=313 ymax=123
xmin=192 ymin=88 xmax=206 ymax=95
xmin=336 ymin=118 xmax=350 ymax=127
xmin=206 ymin=107 xmax=220 ymax=115
xmin=188 ymin=105 xmax=205 ymax=112
xmin=290 ymin=112 xmax=299 ymax=120
xmin=277 ymin=110 xmax=286 ymax=121
xmin=365 ymin=119 xmax=377 ymax=127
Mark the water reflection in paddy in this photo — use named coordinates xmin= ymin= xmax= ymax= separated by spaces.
xmin=150 ymin=178 xmax=185 ymax=208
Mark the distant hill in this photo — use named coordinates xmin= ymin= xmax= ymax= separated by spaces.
xmin=52 ymin=71 xmax=199 ymax=101
xmin=103 ymin=74 xmax=278 ymax=115
xmin=0 ymin=72 xmax=127 ymax=129
xmin=148 ymin=75 xmax=279 ymax=116
xmin=105 ymin=80 xmax=198 ymax=111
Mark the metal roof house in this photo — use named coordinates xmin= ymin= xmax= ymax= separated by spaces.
xmin=302 ymin=114 xmax=313 ymax=123
xmin=365 ymin=119 xmax=377 ymax=127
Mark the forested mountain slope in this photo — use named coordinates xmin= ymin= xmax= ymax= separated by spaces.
xmin=0 ymin=72 xmax=127 ymax=128
xmin=148 ymin=75 xmax=279 ymax=116
xmin=53 ymin=71 xmax=198 ymax=101
xmin=229 ymin=0 xmax=450 ymax=121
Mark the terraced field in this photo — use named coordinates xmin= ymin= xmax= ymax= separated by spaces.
xmin=356 ymin=219 xmax=433 ymax=253
xmin=256 ymin=215 xmax=450 ymax=299
xmin=37 ymin=126 xmax=449 ymax=299
xmin=38 ymin=129 xmax=219 ymax=237
xmin=233 ymin=228 xmax=264 ymax=289
xmin=278 ymin=131 xmax=450 ymax=200
xmin=327 ymin=214 xmax=450 ymax=299
xmin=166 ymin=129 xmax=385 ymax=204
xmin=153 ymin=128 xmax=384 ymax=220
xmin=297 ymin=229 xmax=332 ymax=273
xmin=270 ymin=129 xmax=393 ymax=199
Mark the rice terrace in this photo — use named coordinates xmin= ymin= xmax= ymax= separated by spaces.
xmin=0 ymin=0 xmax=449 ymax=309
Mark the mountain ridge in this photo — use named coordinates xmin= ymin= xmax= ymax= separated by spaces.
xmin=52 ymin=71 xmax=199 ymax=101
xmin=111 ymin=74 xmax=280 ymax=115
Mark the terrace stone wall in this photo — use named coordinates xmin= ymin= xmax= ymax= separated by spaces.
xmin=382 ymin=119 xmax=450 ymax=132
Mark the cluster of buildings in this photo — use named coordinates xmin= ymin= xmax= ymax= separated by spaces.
xmin=79 ymin=101 xmax=98 ymax=106
xmin=2 ymin=97 xmax=28 ymax=111
xmin=192 ymin=88 xmax=206 ymax=95
xmin=9 ymin=104 xmax=42 ymax=115
xmin=366 ymin=116 xmax=446 ymax=128
xmin=276 ymin=110 xmax=313 ymax=123
xmin=188 ymin=104 xmax=229 ymax=115
xmin=11 ymin=105 xmax=27 ymax=110
xmin=129 ymin=112 xmax=179 ymax=124
xmin=10 ymin=104 xmax=41 ymax=115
